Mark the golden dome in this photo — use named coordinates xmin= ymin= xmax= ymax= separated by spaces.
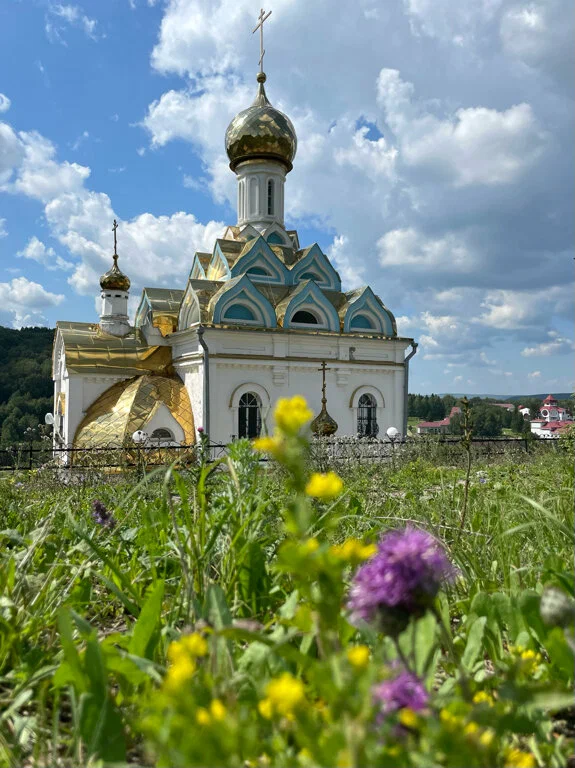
xmin=74 ymin=374 xmax=195 ymax=448
xmin=100 ymin=255 xmax=131 ymax=292
xmin=225 ymin=73 xmax=297 ymax=172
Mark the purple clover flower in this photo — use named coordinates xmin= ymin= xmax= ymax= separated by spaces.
xmin=347 ymin=527 xmax=455 ymax=635
xmin=479 ymin=477 xmax=487 ymax=484
xmin=373 ymin=670 xmax=429 ymax=716
xmin=197 ymin=426 xmax=205 ymax=434
xmin=91 ymin=499 xmax=116 ymax=529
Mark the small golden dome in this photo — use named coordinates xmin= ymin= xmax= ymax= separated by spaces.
xmin=311 ymin=404 xmax=338 ymax=437
xmin=100 ymin=255 xmax=131 ymax=292
xmin=225 ymin=72 xmax=297 ymax=172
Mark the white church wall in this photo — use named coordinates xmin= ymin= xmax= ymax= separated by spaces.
xmin=172 ymin=327 xmax=409 ymax=444
xmin=144 ymin=403 xmax=185 ymax=444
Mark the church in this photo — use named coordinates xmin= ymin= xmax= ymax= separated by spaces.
xmin=51 ymin=44 xmax=417 ymax=449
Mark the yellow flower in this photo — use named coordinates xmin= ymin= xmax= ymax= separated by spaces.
xmin=346 ymin=645 xmax=370 ymax=670
xmin=336 ymin=750 xmax=352 ymax=768
xmin=301 ymin=538 xmax=320 ymax=554
xmin=504 ymin=748 xmax=537 ymax=768
xmin=440 ymin=709 xmax=463 ymax=730
xmin=258 ymin=698 xmax=273 ymax=719
xmin=210 ymin=699 xmax=226 ymax=721
xmin=253 ymin=435 xmax=283 ymax=454
xmin=331 ymin=538 xmax=376 ymax=562
xmin=305 ymin=471 xmax=343 ymax=500
xmin=264 ymin=673 xmax=306 ymax=717
xmin=473 ymin=691 xmax=494 ymax=706
xmin=298 ymin=748 xmax=313 ymax=763
xmin=398 ymin=708 xmax=420 ymax=729
xmin=182 ymin=632 xmax=208 ymax=657
xmin=274 ymin=396 xmax=313 ymax=435
xmin=464 ymin=722 xmax=479 ymax=738
xmin=163 ymin=656 xmax=196 ymax=692
xmin=195 ymin=707 xmax=211 ymax=725
xmin=479 ymin=729 xmax=495 ymax=748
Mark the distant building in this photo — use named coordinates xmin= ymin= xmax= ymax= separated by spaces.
xmin=530 ymin=394 xmax=573 ymax=439
xmin=417 ymin=406 xmax=461 ymax=435
xmin=492 ymin=403 xmax=514 ymax=412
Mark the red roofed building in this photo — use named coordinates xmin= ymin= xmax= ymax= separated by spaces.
xmin=417 ymin=406 xmax=461 ymax=435
xmin=530 ymin=395 xmax=573 ymax=438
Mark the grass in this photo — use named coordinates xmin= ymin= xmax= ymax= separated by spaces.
xmin=0 ymin=432 xmax=573 ymax=767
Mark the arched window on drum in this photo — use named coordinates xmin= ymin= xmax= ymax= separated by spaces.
xmin=238 ymin=392 xmax=262 ymax=439
xmin=357 ymin=393 xmax=378 ymax=437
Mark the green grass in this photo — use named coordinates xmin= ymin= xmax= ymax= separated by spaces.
xmin=0 ymin=437 xmax=573 ymax=766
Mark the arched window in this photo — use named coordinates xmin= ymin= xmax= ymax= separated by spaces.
xmin=299 ymin=271 xmax=321 ymax=282
xmin=247 ymin=266 xmax=270 ymax=277
xmin=239 ymin=392 xmax=262 ymax=438
xmin=267 ymin=179 xmax=274 ymax=215
xmin=357 ymin=394 xmax=378 ymax=437
xmin=291 ymin=310 xmax=319 ymax=324
xmin=223 ymin=304 xmax=256 ymax=321
xmin=249 ymin=177 xmax=258 ymax=216
xmin=150 ymin=428 xmax=175 ymax=444
xmin=350 ymin=314 xmax=375 ymax=330
xmin=266 ymin=231 xmax=284 ymax=245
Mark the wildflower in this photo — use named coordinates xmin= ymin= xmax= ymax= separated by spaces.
xmin=479 ymin=729 xmax=495 ymax=748
xmin=346 ymin=645 xmax=370 ymax=670
xmin=196 ymin=707 xmax=211 ymax=725
xmin=347 ymin=527 xmax=455 ymax=633
xmin=274 ymin=396 xmax=313 ymax=435
xmin=163 ymin=655 xmax=196 ymax=692
xmin=473 ymin=691 xmax=494 ymax=706
xmin=373 ymin=670 xmax=429 ymax=716
xmin=398 ymin=707 xmax=420 ymax=729
xmin=331 ymin=538 xmax=376 ymax=563
xmin=305 ymin=471 xmax=343 ymax=500
xmin=479 ymin=477 xmax=487 ymax=484
xmin=197 ymin=426 xmax=204 ymax=433
xmin=182 ymin=632 xmax=208 ymax=657
xmin=504 ymin=748 xmax=537 ymax=768
xmin=464 ymin=722 xmax=479 ymax=737
xmin=440 ymin=709 xmax=463 ymax=730
xmin=91 ymin=499 xmax=116 ymax=529
xmin=301 ymin=538 xmax=320 ymax=554
xmin=253 ymin=434 xmax=283 ymax=454
xmin=260 ymin=673 xmax=306 ymax=718
xmin=210 ymin=699 xmax=226 ymax=721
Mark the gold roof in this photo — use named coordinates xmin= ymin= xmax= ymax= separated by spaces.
xmin=138 ymin=287 xmax=184 ymax=336
xmin=56 ymin=322 xmax=172 ymax=376
xmin=74 ymin=374 xmax=195 ymax=448
xmin=225 ymin=73 xmax=297 ymax=172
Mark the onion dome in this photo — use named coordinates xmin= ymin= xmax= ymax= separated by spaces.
xmin=100 ymin=254 xmax=131 ymax=292
xmin=225 ymin=72 xmax=297 ymax=172
xmin=311 ymin=404 xmax=338 ymax=437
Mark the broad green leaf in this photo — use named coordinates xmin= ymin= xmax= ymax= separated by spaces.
xmin=129 ymin=581 xmax=164 ymax=659
xmin=462 ymin=616 xmax=487 ymax=672
xmin=205 ymin=584 xmax=232 ymax=629
xmin=57 ymin=609 xmax=87 ymax=693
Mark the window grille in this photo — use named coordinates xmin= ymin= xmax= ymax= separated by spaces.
xmin=238 ymin=392 xmax=262 ymax=438
xmin=357 ymin=393 xmax=378 ymax=437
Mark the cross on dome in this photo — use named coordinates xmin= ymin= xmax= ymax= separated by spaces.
xmin=253 ymin=8 xmax=272 ymax=74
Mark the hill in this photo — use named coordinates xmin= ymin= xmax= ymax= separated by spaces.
xmin=439 ymin=392 xmax=572 ymax=401
xmin=0 ymin=326 xmax=55 ymax=446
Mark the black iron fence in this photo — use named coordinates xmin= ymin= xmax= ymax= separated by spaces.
xmin=0 ymin=435 xmax=557 ymax=473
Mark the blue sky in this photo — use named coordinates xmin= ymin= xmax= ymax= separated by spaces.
xmin=0 ymin=0 xmax=573 ymax=395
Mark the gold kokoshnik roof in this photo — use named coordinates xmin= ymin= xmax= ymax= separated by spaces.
xmin=74 ymin=374 xmax=195 ymax=448
xmin=55 ymin=322 xmax=172 ymax=376
xmin=225 ymin=73 xmax=297 ymax=172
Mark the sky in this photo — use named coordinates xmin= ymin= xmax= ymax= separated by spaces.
xmin=0 ymin=0 xmax=573 ymax=395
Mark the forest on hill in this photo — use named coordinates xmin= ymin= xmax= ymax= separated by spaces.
xmin=0 ymin=326 xmax=55 ymax=446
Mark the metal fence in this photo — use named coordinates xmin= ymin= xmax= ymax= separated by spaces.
xmin=0 ymin=435 xmax=556 ymax=473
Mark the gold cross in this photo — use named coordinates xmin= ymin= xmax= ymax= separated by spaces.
xmin=253 ymin=8 xmax=272 ymax=73
xmin=112 ymin=219 xmax=118 ymax=257
xmin=317 ymin=361 xmax=331 ymax=402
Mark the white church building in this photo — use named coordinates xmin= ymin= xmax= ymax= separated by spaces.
xmin=52 ymin=64 xmax=416 ymax=450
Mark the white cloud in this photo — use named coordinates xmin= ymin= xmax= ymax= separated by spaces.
xmin=0 ymin=276 xmax=64 ymax=328
xmin=378 ymin=228 xmax=474 ymax=271
xmin=477 ymin=286 xmax=573 ymax=330
xmin=528 ymin=370 xmax=541 ymax=379
xmin=521 ymin=333 xmax=574 ymax=357
xmin=0 ymin=122 xmax=25 ymax=185
xmin=0 ymin=94 xmax=11 ymax=114
xmin=402 ymin=0 xmax=503 ymax=44
xmin=377 ymin=69 xmax=546 ymax=187
xmin=47 ymin=4 xmax=100 ymax=43
xmin=17 ymin=236 xmax=74 ymax=271
xmin=0 ymin=218 xmax=7 ymax=238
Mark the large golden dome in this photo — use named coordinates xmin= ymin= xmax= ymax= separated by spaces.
xmin=225 ymin=73 xmax=297 ymax=172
